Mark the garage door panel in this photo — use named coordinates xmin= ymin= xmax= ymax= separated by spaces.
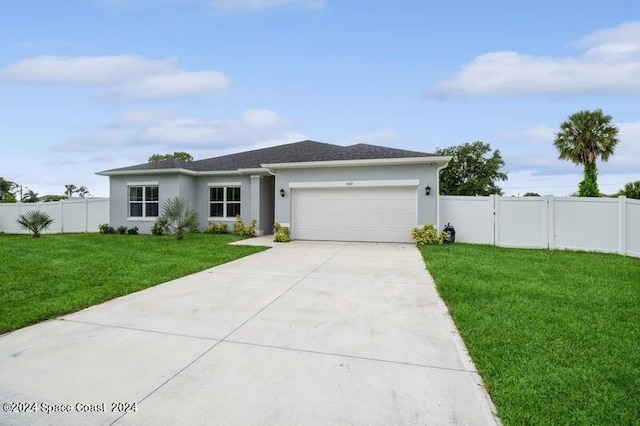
xmin=292 ymin=186 xmax=417 ymax=243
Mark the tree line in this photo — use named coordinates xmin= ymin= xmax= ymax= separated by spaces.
xmin=0 ymin=180 xmax=91 ymax=203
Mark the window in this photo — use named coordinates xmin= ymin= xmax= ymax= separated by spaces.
xmin=129 ymin=185 xmax=159 ymax=218
xmin=209 ymin=186 xmax=241 ymax=218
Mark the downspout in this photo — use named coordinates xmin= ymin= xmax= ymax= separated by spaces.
xmin=435 ymin=162 xmax=449 ymax=230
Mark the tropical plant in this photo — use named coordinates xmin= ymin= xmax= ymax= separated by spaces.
xmin=436 ymin=141 xmax=508 ymax=195
xmin=64 ymin=184 xmax=78 ymax=198
xmin=16 ymin=210 xmax=55 ymax=238
xmin=77 ymin=186 xmax=90 ymax=197
xmin=618 ymin=180 xmax=640 ymax=199
xmin=554 ymin=109 xmax=620 ymax=197
xmin=155 ymin=197 xmax=199 ymax=240
xmin=22 ymin=189 xmax=39 ymax=203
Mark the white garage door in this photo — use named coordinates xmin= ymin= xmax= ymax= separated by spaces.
xmin=292 ymin=186 xmax=417 ymax=243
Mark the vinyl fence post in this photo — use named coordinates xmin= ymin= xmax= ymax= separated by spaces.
xmin=619 ymin=196 xmax=627 ymax=256
xmin=546 ymin=195 xmax=555 ymax=250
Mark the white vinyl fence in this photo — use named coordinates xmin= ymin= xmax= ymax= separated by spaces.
xmin=0 ymin=198 xmax=109 ymax=234
xmin=440 ymin=195 xmax=640 ymax=258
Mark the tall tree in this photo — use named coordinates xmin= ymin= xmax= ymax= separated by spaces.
xmin=553 ymin=109 xmax=619 ymax=197
xmin=0 ymin=177 xmax=18 ymax=202
xmin=77 ymin=186 xmax=90 ymax=197
xmin=436 ymin=141 xmax=508 ymax=196
xmin=618 ymin=181 xmax=640 ymax=199
xmin=22 ymin=189 xmax=40 ymax=203
xmin=64 ymin=184 xmax=78 ymax=198
xmin=148 ymin=151 xmax=193 ymax=162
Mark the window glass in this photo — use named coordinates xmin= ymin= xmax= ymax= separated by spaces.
xmin=129 ymin=203 xmax=143 ymax=217
xmin=128 ymin=185 xmax=158 ymax=217
xmin=145 ymin=203 xmax=159 ymax=217
xmin=209 ymin=203 xmax=223 ymax=217
xmin=227 ymin=187 xmax=241 ymax=202
xmin=129 ymin=187 xmax=143 ymax=202
xmin=146 ymin=186 xmax=159 ymax=202
xmin=227 ymin=202 xmax=241 ymax=217
xmin=210 ymin=187 xmax=224 ymax=202
xmin=209 ymin=186 xmax=241 ymax=218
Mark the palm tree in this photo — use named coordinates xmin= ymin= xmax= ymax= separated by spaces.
xmin=16 ymin=210 xmax=55 ymax=237
xmin=77 ymin=186 xmax=90 ymax=197
xmin=22 ymin=189 xmax=39 ymax=203
xmin=618 ymin=181 xmax=640 ymax=199
xmin=64 ymin=184 xmax=78 ymax=198
xmin=554 ymin=109 xmax=619 ymax=197
xmin=156 ymin=197 xmax=199 ymax=240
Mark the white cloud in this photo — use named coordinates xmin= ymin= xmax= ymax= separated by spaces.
xmin=112 ymin=70 xmax=229 ymax=100
xmin=432 ymin=21 xmax=640 ymax=97
xmin=209 ymin=0 xmax=324 ymax=13
xmin=0 ymin=54 xmax=229 ymax=101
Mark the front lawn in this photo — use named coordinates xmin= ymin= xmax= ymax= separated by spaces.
xmin=0 ymin=233 xmax=266 ymax=334
xmin=419 ymin=243 xmax=639 ymax=426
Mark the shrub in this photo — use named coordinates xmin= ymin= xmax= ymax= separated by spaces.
xmin=99 ymin=223 xmax=116 ymax=234
xmin=411 ymin=224 xmax=446 ymax=246
xmin=126 ymin=226 xmax=139 ymax=235
xmin=155 ymin=197 xmax=199 ymax=240
xmin=151 ymin=219 xmax=167 ymax=236
xmin=116 ymin=225 xmax=128 ymax=235
xmin=273 ymin=222 xmax=290 ymax=243
xmin=205 ymin=223 xmax=228 ymax=234
xmin=16 ymin=210 xmax=55 ymax=238
xmin=233 ymin=215 xmax=257 ymax=237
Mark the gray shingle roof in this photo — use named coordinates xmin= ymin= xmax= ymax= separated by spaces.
xmin=99 ymin=140 xmax=441 ymax=174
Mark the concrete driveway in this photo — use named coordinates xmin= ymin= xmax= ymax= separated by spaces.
xmin=0 ymin=239 xmax=499 ymax=425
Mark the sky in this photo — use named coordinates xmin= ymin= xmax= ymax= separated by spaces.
xmin=1 ymin=0 xmax=639 ymax=198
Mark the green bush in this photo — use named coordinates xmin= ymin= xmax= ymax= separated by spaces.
xmin=205 ymin=223 xmax=228 ymax=234
xmin=116 ymin=226 xmax=128 ymax=235
xmin=151 ymin=219 xmax=166 ymax=236
xmin=233 ymin=215 xmax=257 ymax=237
xmin=16 ymin=210 xmax=55 ymax=238
xmin=273 ymin=222 xmax=290 ymax=242
xmin=126 ymin=226 xmax=139 ymax=235
xmin=411 ymin=224 xmax=446 ymax=246
xmin=99 ymin=223 xmax=116 ymax=234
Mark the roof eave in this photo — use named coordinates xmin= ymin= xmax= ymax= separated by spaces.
xmin=262 ymin=156 xmax=451 ymax=170
xmin=96 ymin=167 xmax=272 ymax=177
xmin=95 ymin=168 xmax=198 ymax=177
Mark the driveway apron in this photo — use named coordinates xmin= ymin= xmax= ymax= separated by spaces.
xmin=0 ymin=240 xmax=500 ymax=425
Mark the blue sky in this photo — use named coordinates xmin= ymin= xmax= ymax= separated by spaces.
xmin=1 ymin=0 xmax=639 ymax=197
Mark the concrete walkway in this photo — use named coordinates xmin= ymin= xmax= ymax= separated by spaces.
xmin=0 ymin=241 xmax=499 ymax=425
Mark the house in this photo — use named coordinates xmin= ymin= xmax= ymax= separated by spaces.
xmin=96 ymin=140 xmax=451 ymax=243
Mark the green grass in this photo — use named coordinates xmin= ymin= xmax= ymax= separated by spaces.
xmin=419 ymin=243 xmax=640 ymax=426
xmin=0 ymin=233 xmax=267 ymax=334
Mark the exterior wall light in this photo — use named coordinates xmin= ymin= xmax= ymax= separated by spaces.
xmin=280 ymin=188 xmax=286 ymax=197
xmin=425 ymin=186 xmax=431 ymax=196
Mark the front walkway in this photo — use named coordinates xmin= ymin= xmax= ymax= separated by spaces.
xmin=0 ymin=241 xmax=499 ymax=425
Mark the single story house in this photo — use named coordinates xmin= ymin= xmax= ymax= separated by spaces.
xmin=97 ymin=140 xmax=451 ymax=243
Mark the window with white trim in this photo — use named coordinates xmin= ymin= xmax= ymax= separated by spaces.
xmin=129 ymin=185 xmax=159 ymax=217
xmin=209 ymin=186 xmax=241 ymax=218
